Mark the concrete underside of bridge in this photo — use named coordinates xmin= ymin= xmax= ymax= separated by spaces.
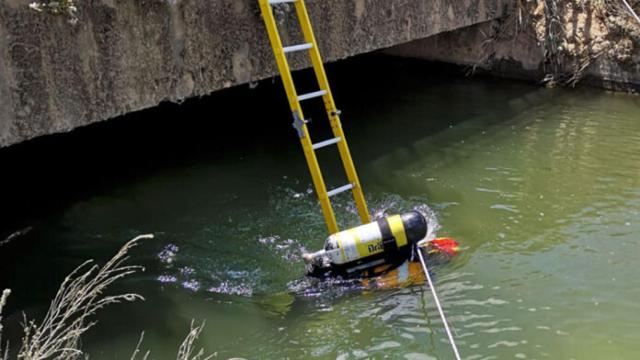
xmin=386 ymin=9 xmax=640 ymax=92
xmin=0 ymin=0 xmax=513 ymax=148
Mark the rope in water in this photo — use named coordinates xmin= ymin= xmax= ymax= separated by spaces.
xmin=416 ymin=244 xmax=461 ymax=360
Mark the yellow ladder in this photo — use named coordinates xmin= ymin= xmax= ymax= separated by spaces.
xmin=258 ymin=0 xmax=371 ymax=234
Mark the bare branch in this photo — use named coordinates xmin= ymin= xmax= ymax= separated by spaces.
xmin=621 ymin=0 xmax=640 ymax=25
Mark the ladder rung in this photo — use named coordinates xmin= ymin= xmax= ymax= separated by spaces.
xmin=268 ymin=0 xmax=297 ymax=4
xmin=327 ymin=183 xmax=354 ymax=197
xmin=298 ymin=90 xmax=327 ymax=102
xmin=312 ymin=137 xmax=341 ymax=150
xmin=283 ymin=43 xmax=313 ymax=54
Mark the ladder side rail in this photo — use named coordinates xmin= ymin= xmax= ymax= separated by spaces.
xmin=259 ymin=0 xmax=340 ymax=234
xmin=293 ymin=0 xmax=372 ymax=224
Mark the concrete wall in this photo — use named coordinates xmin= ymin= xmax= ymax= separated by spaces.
xmin=386 ymin=9 xmax=640 ymax=92
xmin=0 ymin=0 xmax=513 ymax=148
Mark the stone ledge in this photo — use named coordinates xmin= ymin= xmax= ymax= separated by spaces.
xmin=0 ymin=0 xmax=512 ymax=148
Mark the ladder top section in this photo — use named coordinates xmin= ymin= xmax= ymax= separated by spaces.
xmin=258 ymin=0 xmax=372 ymax=233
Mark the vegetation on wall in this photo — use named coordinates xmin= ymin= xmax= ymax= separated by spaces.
xmin=528 ymin=0 xmax=640 ymax=85
xmin=28 ymin=1 xmax=78 ymax=24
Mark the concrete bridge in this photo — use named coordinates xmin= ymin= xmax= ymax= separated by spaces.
xmin=0 ymin=0 xmax=513 ymax=148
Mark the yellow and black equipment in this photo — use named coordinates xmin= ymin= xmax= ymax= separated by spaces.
xmin=259 ymin=6 xmax=461 ymax=354
xmin=303 ymin=211 xmax=427 ymax=277
xmin=258 ymin=0 xmax=431 ymax=277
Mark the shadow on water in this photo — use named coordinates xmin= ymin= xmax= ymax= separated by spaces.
xmin=0 ymin=55 xmax=486 ymax=311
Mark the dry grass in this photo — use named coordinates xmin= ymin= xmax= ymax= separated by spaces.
xmin=17 ymin=235 xmax=151 ymax=360
xmin=1 ymin=289 xmax=11 ymax=360
xmin=130 ymin=321 xmax=214 ymax=360
xmin=621 ymin=0 xmax=640 ymax=25
xmin=175 ymin=321 xmax=213 ymax=360
xmin=129 ymin=332 xmax=150 ymax=360
xmin=524 ymin=0 xmax=640 ymax=86
xmin=0 ymin=234 xmax=215 ymax=360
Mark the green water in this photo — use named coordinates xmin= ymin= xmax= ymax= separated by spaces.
xmin=2 ymin=57 xmax=640 ymax=359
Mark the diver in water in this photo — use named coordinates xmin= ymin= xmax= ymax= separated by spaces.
xmin=301 ymin=211 xmax=460 ymax=291
xmin=253 ymin=221 xmax=460 ymax=315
